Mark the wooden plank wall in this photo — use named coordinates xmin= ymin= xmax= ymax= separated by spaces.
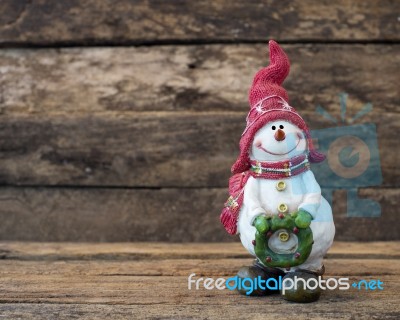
xmin=0 ymin=0 xmax=398 ymax=241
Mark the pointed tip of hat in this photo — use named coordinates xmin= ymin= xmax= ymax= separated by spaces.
xmin=268 ymin=40 xmax=284 ymax=57
xmin=268 ymin=39 xmax=280 ymax=49
xmin=253 ymin=39 xmax=290 ymax=86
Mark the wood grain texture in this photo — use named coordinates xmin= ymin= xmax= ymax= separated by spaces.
xmin=0 ymin=242 xmax=398 ymax=319
xmin=0 ymin=274 xmax=398 ymax=305
xmin=0 ymin=0 xmax=399 ymax=46
xmin=0 ymin=45 xmax=398 ymax=187
xmin=0 ymin=44 xmax=397 ymax=187
xmin=0 ymin=44 xmax=398 ymax=114
xmin=0 ymin=302 xmax=398 ymax=320
xmin=0 ymin=258 xmax=399 ymax=276
xmin=0 ymin=241 xmax=399 ymax=260
xmin=0 ymin=187 xmax=398 ymax=242
xmin=0 ymin=112 xmax=397 ymax=187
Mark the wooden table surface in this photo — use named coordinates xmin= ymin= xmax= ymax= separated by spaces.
xmin=0 ymin=241 xmax=398 ymax=319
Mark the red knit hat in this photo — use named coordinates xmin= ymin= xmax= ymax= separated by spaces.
xmin=231 ymin=40 xmax=325 ymax=174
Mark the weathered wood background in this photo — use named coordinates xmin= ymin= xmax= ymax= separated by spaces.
xmin=1 ymin=241 xmax=399 ymax=319
xmin=0 ymin=0 xmax=399 ymax=241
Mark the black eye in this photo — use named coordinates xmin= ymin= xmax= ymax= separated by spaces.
xmin=272 ymin=126 xmax=276 ymax=130
xmin=279 ymin=125 xmax=284 ymax=129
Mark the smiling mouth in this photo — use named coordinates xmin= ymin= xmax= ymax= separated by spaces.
xmin=257 ymin=138 xmax=301 ymax=156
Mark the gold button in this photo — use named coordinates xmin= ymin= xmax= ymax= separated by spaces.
xmin=276 ymin=181 xmax=286 ymax=191
xmin=278 ymin=203 xmax=288 ymax=213
xmin=279 ymin=231 xmax=290 ymax=242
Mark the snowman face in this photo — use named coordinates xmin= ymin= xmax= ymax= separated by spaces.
xmin=250 ymin=120 xmax=307 ymax=161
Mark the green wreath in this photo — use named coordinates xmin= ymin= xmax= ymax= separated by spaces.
xmin=253 ymin=210 xmax=314 ymax=268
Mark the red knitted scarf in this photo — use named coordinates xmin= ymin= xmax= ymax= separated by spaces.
xmin=220 ymin=154 xmax=310 ymax=235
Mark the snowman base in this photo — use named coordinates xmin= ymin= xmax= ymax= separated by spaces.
xmin=236 ymin=261 xmax=285 ymax=296
xmin=281 ymin=271 xmax=322 ymax=303
xmin=236 ymin=260 xmax=322 ymax=303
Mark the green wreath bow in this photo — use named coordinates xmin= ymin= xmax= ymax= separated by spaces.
xmin=253 ymin=210 xmax=314 ymax=268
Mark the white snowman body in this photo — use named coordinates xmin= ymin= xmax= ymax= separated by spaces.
xmin=237 ymin=120 xmax=335 ymax=273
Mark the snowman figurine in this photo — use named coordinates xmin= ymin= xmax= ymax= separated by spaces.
xmin=221 ymin=40 xmax=335 ymax=303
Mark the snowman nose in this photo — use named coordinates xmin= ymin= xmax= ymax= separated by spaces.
xmin=274 ymin=129 xmax=286 ymax=141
